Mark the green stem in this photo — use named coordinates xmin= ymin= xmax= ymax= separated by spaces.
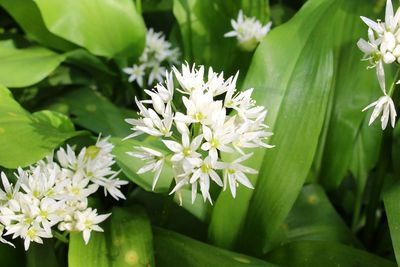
xmin=387 ymin=68 xmax=400 ymax=97
xmin=52 ymin=230 xmax=69 ymax=244
xmin=136 ymin=0 xmax=142 ymax=14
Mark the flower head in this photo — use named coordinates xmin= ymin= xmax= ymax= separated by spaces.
xmin=126 ymin=63 xmax=273 ymax=203
xmin=124 ymin=28 xmax=180 ymax=87
xmin=0 ymin=135 xmax=127 ymax=249
xmin=363 ymin=94 xmax=397 ymax=130
xmin=224 ymin=10 xmax=272 ymax=51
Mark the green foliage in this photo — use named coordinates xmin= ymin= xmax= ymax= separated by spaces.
xmin=33 ymin=0 xmax=146 ymax=59
xmin=0 ymin=85 xmax=81 ymax=168
xmin=0 ymin=42 xmax=65 ymax=87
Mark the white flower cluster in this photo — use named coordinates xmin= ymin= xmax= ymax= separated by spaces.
xmin=123 ymin=28 xmax=180 ymax=87
xmin=224 ymin=10 xmax=272 ymax=51
xmin=125 ymin=63 xmax=273 ymax=204
xmin=0 ymin=137 xmax=128 ymax=250
xmin=358 ymin=0 xmax=398 ymax=129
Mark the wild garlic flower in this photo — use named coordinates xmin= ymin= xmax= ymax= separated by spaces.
xmin=358 ymin=0 xmax=400 ymax=85
xmin=0 ymin=136 xmax=128 ymax=250
xmin=123 ymin=28 xmax=180 ymax=87
xmin=224 ymin=10 xmax=272 ymax=51
xmin=125 ymin=63 xmax=273 ymax=204
xmin=362 ymin=79 xmax=397 ymax=130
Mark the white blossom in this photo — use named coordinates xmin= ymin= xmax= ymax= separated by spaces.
xmin=363 ymin=94 xmax=397 ymax=129
xmin=126 ymin=63 xmax=273 ymax=203
xmin=124 ymin=28 xmax=180 ymax=87
xmin=224 ymin=10 xmax=272 ymax=51
xmin=0 ymin=135 xmax=127 ymax=249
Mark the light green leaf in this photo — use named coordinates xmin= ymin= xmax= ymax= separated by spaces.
xmin=110 ymin=137 xmax=174 ymax=193
xmin=266 ymin=240 xmax=396 ymax=267
xmin=0 ymin=0 xmax=76 ymax=51
xmin=69 ymin=232 xmax=109 ymax=267
xmin=0 ymin=43 xmax=65 ymax=88
xmin=154 ymin=227 xmax=278 ymax=267
xmin=34 ymin=0 xmax=146 ymax=58
xmin=209 ymin=0 xmax=335 ymax=252
xmin=0 ymin=85 xmax=81 ymax=168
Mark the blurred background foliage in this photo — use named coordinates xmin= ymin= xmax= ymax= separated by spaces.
xmin=1 ymin=0 xmax=400 ymax=266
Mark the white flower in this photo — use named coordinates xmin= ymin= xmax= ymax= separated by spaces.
xmin=22 ymin=223 xmax=52 ymax=250
xmin=363 ymin=94 xmax=397 ymax=129
xmin=126 ymin=64 xmax=273 ymax=204
xmin=173 ymin=63 xmax=204 ymax=94
xmin=128 ymin=146 xmax=165 ymax=190
xmin=189 ymin=157 xmax=223 ymax=203
xmin=123 ymin=64 xmax=145 ymax=87
xmin=125 ymin=97 xmax=173 ymax=138
xmin=162 ymin=131 xmax=203 ymax=164
xmin=360 ymin=0 xmax=400 ymax=36
xmin=224 ymin=10 xmax=272 ymax=51
xmin=0 ymin=224 xmax=14 ymax=247
xmin=95 ymin=174 xmax=128 ymax=200
xmin=216 ymin=153 xmax=256 ymax=198
xmin=74 ymin=208 xmax=110 ymax=244
xmin=124 ymin=28 xmax=180 ymax=87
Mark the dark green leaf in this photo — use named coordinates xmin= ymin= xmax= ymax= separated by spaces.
xmin=154 ymin=227 xmax=278 ymax=267
xmin=266 ymin=240 xmax=396 ymax=267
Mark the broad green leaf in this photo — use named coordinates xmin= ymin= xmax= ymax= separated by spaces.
xmin=318 ymin=2 xmax=382 ymax=190
xmin=48 ymin=88 xmax=132 ymax=137
xmin=209 ymin=0 xmax=335 ymax=252
xmin=109 ymin=207 xmax=155 ymax=267
xmin=266 ymin=240 xmax=396 ymax=267
xmin=34 ymin=0 xmax=146 ymax=58
xmin=154 ymin=227 xmax=278 ymax=267
xmin=0 ymin=85 xmax=81 ymax=168
xmin=110 ymin=137 xmax=174 ymax=193
xmin=27 ymin=241 xmax=59 ymax=267
xmin=281 ymin=184 xmax=360 ymax=246
xmin=0 ymin=0 xmax=76 ymax=51
xmin=0 ymin=43 xmax=65 ymax=88
xmin=383 ymin=180 xmax=400 ymax=265
xmin=69 ymin=232 xmax=109 ymax=267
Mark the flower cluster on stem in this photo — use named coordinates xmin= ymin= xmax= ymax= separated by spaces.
xmin=358 ymin=0 xmax=399 ymax=129
xmin=125 ymin=63 xmax=273 ymax=204
xmin=224 ymin=10 xmax=272 ymax=51
xmin=123 ymin=28 xmax=180 ymax=87
xmin=0 ymin=136 xmax=128 ymax=250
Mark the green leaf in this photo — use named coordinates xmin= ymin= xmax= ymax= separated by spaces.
xmin=266 ymin=240 xmax=396 ymax=267
xmin=0 ymin=43 xmax=65 ymax=88
xmin=0 ymin=0 xmax=76 ymax=51
xmin=69 ymin=232 xmax=109 ymax=267
xmin=48 ymin=88 xmax=132 ymax=137
xmin=383 ymin=180 xmax=400 ymax=265
xmin=69 ymin=207 xmax=154 ymax=267
xmin=109 ymin=207 xmax=155 ymax=267
xmin=319 ymin=2 xmax=381 ymax=190
xmin=154 ymin=227 xmax=278 ymax=267
xmin=209 ymin=0 xmax=335 ymax=252
xmin=110 ymin=137 xmax=174 ymax=193
xmin=281 ymin=184 xmax=360 ymax=246
xmin=0 ymin=85 xmax=81 ymax=168
xmin=34 ymin=0 xmax=146 ymax=58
